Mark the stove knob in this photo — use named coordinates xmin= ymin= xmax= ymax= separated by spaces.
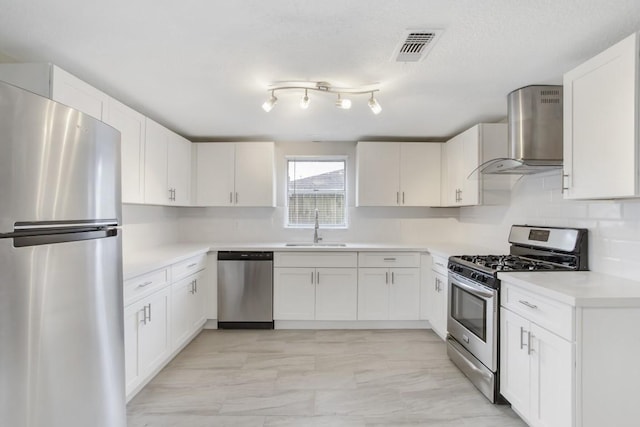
xmin=470 ymin=272 xmax=478 ymax=280
xmin=448 ymin=262 xmax=453 ymax=269
xmin=480 ymin=276 xmax=487 ymax=283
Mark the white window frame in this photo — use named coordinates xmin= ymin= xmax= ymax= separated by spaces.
xmin=285 ymin=155 xmax=348 ymax=229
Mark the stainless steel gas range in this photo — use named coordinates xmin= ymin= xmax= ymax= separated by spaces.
xmin=446 ymin=225 xmax=588 ymax=403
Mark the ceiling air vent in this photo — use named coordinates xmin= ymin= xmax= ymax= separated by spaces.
xmin=392 ymin=29 xmax=444 ymax=62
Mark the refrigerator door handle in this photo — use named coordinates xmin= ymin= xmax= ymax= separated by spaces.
xmin=12 ymin=228 xmax=118 ymax=248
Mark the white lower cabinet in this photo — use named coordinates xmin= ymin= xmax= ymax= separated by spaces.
xmin=357 ymin=268 xmax=420 ymax=320
xmin=124 ymin=286 xmax=171 ymax=396
xmin=273 ymin=266 xmax=357 ymax=321
xmin=356 ymin=252 xmax=421 ymax=321
xmin=428 ymin=269 xmax=448 ymax=339
xmin=124 ymin=253 xmax=208 ymax=400
xmin=171 ymin=269 xmax=206 ymax=349
xmin=501 ymin=308 xmax=573 ymax=427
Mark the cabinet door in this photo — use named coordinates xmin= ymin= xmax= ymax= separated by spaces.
xmin=500 ymin=308 xmax=532 ymax=420
xmin=315 ymin=268 xmax=357 ymax=320
xmin=51 ymin=66 xmax=108 ymax=120
xmin=400 ymin=143 xmax=442 ymax=206
xmin=357 ymin=268 xmax=390 ymax=320
xmin=530 ymin=323 xmax=573 ymax=427
xmin=444 ymin=135 xmax=463 ymax=206
xmin=563 ymin=33 xmax=639 ymax=199
xmin=138 ymin=287 xmax=171 ymax=378
xmin=356 ymin=142 xmax=401 ymax=206
xmin=273 ymin=267 xmax=315 ymax=320
xmin=171 ymin=276 xmax=195 ymax=349
xmin=459 ymin=127 xmax=480 ymax=206
xmin=104 ymin=98 xmax=146 ymax=204
xmin=191 ymin=271 xmax=207 ymax=329
xmin=429 ymin=271 xmax=448 ymax=339
xmin=194 ymin=143 xmax=235 ymax=206
xmin=167 ymin=131 xmax=191 ymax=205
xmin=389 ymin=268 xmax=420 ymax=320
xmin=123 ymin=302 xmax=143 ymax=395
xmin=144 ymin=118 xmax=170 ymax=205
xmin=234 ymin=142 xmax=275 ymax=207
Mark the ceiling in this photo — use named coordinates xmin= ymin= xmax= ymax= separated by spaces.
xmin=0 ymin=0 xmax=639 ymax=142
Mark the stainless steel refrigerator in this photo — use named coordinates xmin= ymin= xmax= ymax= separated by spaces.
xmin=0 ymin=80 xmax=126 ymax=426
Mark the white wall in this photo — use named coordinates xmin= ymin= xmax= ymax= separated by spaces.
xmin=458 ymin=170 xmax=640 ymax=281
xmin=177 ymin=141 xmax=459 ymax=244
xmin=121 ymin=204 xmax=180 ymax=254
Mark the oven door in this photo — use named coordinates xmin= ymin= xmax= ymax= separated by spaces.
xmin=447 ymin=272 xmax=498 ymax=371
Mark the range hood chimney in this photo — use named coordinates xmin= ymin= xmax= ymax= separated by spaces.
xmin=482 ymin=85 xmax=563 ymax=174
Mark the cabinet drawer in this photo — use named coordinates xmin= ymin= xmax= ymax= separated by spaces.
xmin=274 ymin=252 xmax=357 ymax=268
xmin=124 ymin=268 xmax=169 ymax=305
xmin=431 ymin=255 xmax=448 ymax=275
xmin=502 ymin=282 xmax=574 ymax=341
xmin=358 ymin=252 xmax=420 ymax=268
xmin=172 ymin=253 xmax=207 ymax=281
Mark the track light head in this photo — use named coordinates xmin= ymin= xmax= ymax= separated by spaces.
xmin=262 ymin=90 xmax=278 ymax=112
xmin=335 ymin=93 xmax=352 ymax=109
xmin=300 ymin=89 xmax=310 ymax=109
xmin=368 ymin=92 xmax=382 ymax=114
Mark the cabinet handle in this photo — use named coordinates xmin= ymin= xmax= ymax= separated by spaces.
xmin=519 ymin=326 xmax=527 ymax=350
xmin=190 ymin=280 xmax=195 ymax=294
xmin=385 ymin=271 xmax=389 ymax=284
xmin=316 ymin=271 xmax=320 ymax=284
xmin=383 ymin=257 xmax=396 ymax=261
xmin=391 ymin=271 xmax=395 ymax=284
xmin=518 ymin=300 xmax=538 ymax=310
xmin=194 ymin=279 xmax=197 ymax=293
xmin=396 ymin=191 xmax=400 ymax=205
xmin=137 ymin=281 xmax=153 ymax=289
xmin=139 ymin=307 xmax=147 ymax=325
xmin=147 ymin=303 xmax=152 ymax=322
xmin=562 ymin=174 xmax=570 ymax=192
xmin=527 ymin=331 xmax=534 ymax=355
xmin=168 ymin=189 xmax=173 ymax=201
xmin=229 ymin=192 xmax=233 ymax=203
xmin=235 ymin=192 xmax=238 ymax=204
xmin=402 ymin=192 xmax=405 ymax=204
xmin=173 ymin=188 xmax=177 ymax=201
xmin=458 ymin=189 xmax=462 ymax=202
xmin=435 ymin=262 xmax=444 ymax=267
xmin=434 ymin=278 xmax=439 ymax=291
xmin=187 ymin=263 xmax=197 ymax=268
xmin=311 ymin=271 xmax=314 ymax=284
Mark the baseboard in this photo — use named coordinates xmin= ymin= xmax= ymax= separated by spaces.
xmin=274 ymin=320 xmax=431 ymax=329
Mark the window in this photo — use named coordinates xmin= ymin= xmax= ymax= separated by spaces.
xmin=287 ymin=158 xmax=346 ymax=228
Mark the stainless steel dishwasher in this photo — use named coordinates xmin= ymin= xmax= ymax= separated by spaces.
xmin=217 ymin=251 xmax=274 ymax=329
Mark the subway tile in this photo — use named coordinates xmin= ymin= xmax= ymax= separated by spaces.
xmin=588 ymin=202 xmax=623 ymax=219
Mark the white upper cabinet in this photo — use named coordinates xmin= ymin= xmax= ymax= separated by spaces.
xmin=144 ymin=118 xmax=191 ymax=206
xmin=563 ymin=32 xmax=640 ymax=199
xmin=356 ymin=141 xmax=442 ymax=207
xmin=441 ymin=123 xmax=509 ymax=207
xmin=0 ymin=63 xmax=108 ymax=121
xmin=104 ymin=98 xmax=146 ymax=204
xmin=193 ymin=142 xmax=275 ymax=207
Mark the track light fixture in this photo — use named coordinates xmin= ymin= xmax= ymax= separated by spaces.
xmin=262 ymin=81 xmax=381 ymax=114
xmin=262 ymin=90 xmax=277 ymax=112
xmin=368 ymin=92 xmax=382 ymax=115
xmin=335 ymin=93 xmax=352 ymax=109
xmin=300 ymin=89 xmax=310 ymax=109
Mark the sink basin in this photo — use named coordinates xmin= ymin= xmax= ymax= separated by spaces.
xmin=285 ymin=242 xmax=347 ymax=247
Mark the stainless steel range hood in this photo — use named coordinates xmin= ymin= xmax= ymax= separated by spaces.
xmin=482 ymin=85 xmax=563 ymax=175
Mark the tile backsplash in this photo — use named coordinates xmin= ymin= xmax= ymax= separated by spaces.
xmin=459 ymin=170 xmax=640 ymax=281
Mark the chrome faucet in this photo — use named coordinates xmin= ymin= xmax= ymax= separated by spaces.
xmin=313 ymin=208 xmax=322 ymax=244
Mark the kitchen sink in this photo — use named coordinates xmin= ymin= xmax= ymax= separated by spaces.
xmin=285 ymin=242 xmax=347 ymax=247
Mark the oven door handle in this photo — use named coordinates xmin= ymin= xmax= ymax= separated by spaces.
xmin=451 ymin=278 xmax=495 ymax=299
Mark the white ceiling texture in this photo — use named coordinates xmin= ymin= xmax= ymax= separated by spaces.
xmin=0 ymin=0 xmax=639 ymax=142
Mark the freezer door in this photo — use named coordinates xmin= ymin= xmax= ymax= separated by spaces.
xmin=0 ymin=231 xmax=126 ymax=427
xmin=0 ymin=80 xmax=121 ymax=234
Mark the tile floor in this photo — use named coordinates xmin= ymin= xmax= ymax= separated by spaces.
xmin=127 ymin=329 xmax=526 ymax=426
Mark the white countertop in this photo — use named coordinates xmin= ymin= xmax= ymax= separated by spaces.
xmin=498 ymin=271 xmax=640 ymax=307
xmin=122 ymin=241 xmax=496 ymax=280
xmin=123 ymin=242 xmax=491 ymax=280
xmin=123 ymin=243 xmax=210 ymax=280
